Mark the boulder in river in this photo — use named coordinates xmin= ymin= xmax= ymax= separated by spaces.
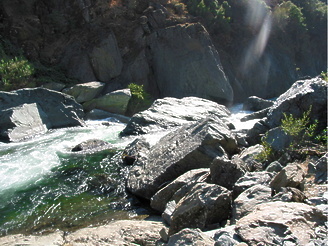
xmin=62 ymin=81 xmax=105 ymax=103
xmin=120 ymin=96 xmax=231 ymax=136
xmin=125 ymin=117 xmax=238 ymax=200
xmin=0 ymin=88 xmax=85 ymax=142
xmin=242 ymin=96 xmax=274 ymax=112
xmin=0 ymin=103 xmax=48 ymax=142
xmin=83 ymin=88 xmax=131 ymax=115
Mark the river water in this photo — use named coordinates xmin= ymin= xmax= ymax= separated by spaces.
xmin=0 ymin=105 xmax=257 ymax=236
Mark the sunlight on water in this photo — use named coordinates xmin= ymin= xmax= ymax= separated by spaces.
xmin=228 ymin=104 xmax=259 ymax=130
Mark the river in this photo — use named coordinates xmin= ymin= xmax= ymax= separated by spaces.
xmin=0 ymin=105 xmax=257 ymax=236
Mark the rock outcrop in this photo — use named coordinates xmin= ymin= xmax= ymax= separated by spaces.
xmin=120 ymin=96 xmax=231 ymax=136
xmin=147 ymin=23 xmax=233 ymax=104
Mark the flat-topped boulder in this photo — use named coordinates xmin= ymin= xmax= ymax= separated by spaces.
xmin=120 ymin=96 xmax=231 ymax=136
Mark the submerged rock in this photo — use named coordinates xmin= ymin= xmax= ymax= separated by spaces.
xmin=120 ymin=96 xmax=231 ymax=136
xmin=71 ymin=139 xmax=113 ymax=153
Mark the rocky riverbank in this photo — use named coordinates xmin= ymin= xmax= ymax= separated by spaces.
xmin=0 ymin=77 xmax=326 ymax=245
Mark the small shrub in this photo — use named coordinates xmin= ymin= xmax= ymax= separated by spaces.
xmin=126 ymin=83 xmax=152 ymax=116
xmin=0 ymin=57 xmax=35 ymax=90
xmin=320 ymin=71 xmax=328 ymax=81
xmin=256 ymin=134 xmax=275 ymax=163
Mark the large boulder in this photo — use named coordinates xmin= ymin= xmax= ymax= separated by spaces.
xmin=168 ymin=183 xmax=232 ymax=236
xmin=147 ymin=23 xmax=233 ymax=104
xmin=210 ymin=157 xmax=246 ymax=190
xmin=266 ymin=78 xmax=327 ymax=129
xmin=83 ymin=89 xmax=131 ymax=115
xmin=235 ymin=201 xmax=326 ymax=246
xmin=150 ymin=168 xmax=210 ymax=213
xmin=232 ymin=184 xmax=272 ymax=223
xmin=125 ymin=117 xmax=238 ymax=200
xmin=63 ymin=81 xmax=105 ymax=103
xmin=0 ymin=103 xmax=48 ymax=142
xmin=0 ymin=88 xmax=85 ymax=130
xmin=120 ymin=96 xmax=231 ymax=136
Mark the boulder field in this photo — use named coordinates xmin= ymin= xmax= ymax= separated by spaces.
xmin=0 ymin=77 xmax=327 ymax=245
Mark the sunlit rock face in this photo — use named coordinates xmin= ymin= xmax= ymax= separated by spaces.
xmin=147 ymin=23 xmax=233 ymax=104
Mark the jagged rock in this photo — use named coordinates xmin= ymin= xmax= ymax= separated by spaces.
xmin=246 ymin=119 xmax=270 ymax=145
xmin=232 ymin=184 xmax=272 ymax=223
xmin=240 ymin=108 xmax=269 ymax=122
xmin=63 ymin=81 xmax=105 ymax=103
xmin=235 ymin=201 xmax=326 ymax=246
xmin=125 ymin=117 xmax=238 ymax=200
xmin=265 ymin=161 xmax=283 ymax=173
xmin=0 ymin=103 xmax=48 ymax=142
xmin=266 ymin=78 xmax=327 ymax=130
xmin=89 ymin=32 xmax=123 ymax=82
xmin=270 ymin=163 xmax=305 ymax=192
xmin=273 ymin=187 xmax=307 ymax=203
xmin=0 ymin=88 xmax=85 ymax=128
xmin=210 ymin=157 xmax=246 ymax=190
xmin=169 ymin=183 xmax=232 ymax=236
xmin=120 ymin=96 xmax=231 ymax=136
xmin=167 ymin=228 xmax=215 ymax=246
xmin=231 ymin=144 xmax=264 ymax=172
xmin=0 ymin=231 xmax=64 ymax=246
xmin=210 ymin=225 xmax=242 ymax=246
xmin=314 ymin=153 xmax=327 ymax=184
xmin=243 ymin=96 xmax=274 ymax=111
xmin=233 ymin=171 xmax=274 ymax=199
xmin=150 ymin=168 xmax=210 ymax=213
xmin=147 ymin=23 xmax=233 ymax=104
xmin=86 ymin=174 xmax=114 ymax=194
xmin=83 ymin=89 xmax=131 ymax=115
xmin=65 ymin=218 xmax=166 ymax=246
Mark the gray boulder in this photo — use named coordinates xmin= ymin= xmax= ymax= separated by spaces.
xmin=232 ymin=184 xmax=272 ymax=223
xmin=63 ymin=81 xmax=105 ymax=103
xmin=231 ymin=144 xmax=264 ymax=172
xmin=169 ymin=183 xmax=232 ymax=236
xmin=121 ymin=96 xmax=231 ymax=136
xmin=0 ymin=103 xmax=48 ymax=142
xmin=125 ymin=117 xmax=238 ymax=200
xmin=240 ymin=108 xmax=269 ymax=122
xmin=265 ymin=161 xmax=283 ymax=173
xmin=150 ymin=168 xmax=210 ymax=213
xmin=243 ymin=96 xmax=274 ymax=112
xmin=0 ymin=88 xmax=85 ymax=130
xmin=235 ymin=201 xmax=326 ymax=246
xmin=83 ymin=89 xmax=131 ymax=115
xmin=270 ymin=162 xmax=305 ymax=192
xmin=147 ymin=23 xmax=233 ymax=104
xmin=167 ymin=228 xmax=215 ymax=246
xmin=210 ymin=157 xmax=246 ymax=190
xmin=264 ymin=127 xmax=293 ymax=152
xmin=267 ymin=78 xmax=327 ymax=129
xmin=233 ymin=171 xmax=274 ymax=199
xmin=314 ymin=153 xmax=327 ymax=184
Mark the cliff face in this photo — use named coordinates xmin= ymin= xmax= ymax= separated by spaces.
xmin=0 ymin=0 xmax=326 ymax=103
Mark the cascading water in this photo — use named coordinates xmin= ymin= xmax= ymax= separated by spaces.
xmin=0 ymin=119 xmax=139 ymax=236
